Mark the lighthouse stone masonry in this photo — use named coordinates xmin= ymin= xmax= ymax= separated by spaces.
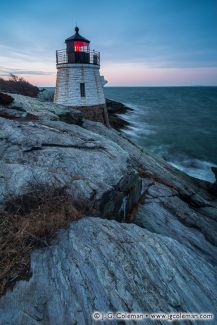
xmin=54 ymin=27 xmax=109 ymax=126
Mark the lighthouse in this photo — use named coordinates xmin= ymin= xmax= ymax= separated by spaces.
xmin=54 ymin=27 xmax=109 ymax=126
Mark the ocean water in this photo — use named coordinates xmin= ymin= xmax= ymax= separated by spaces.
xmin=104 ymin=87 xmax=217 ymax=183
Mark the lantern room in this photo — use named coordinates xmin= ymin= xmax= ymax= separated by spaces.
xmin=64 ymin=27 xmax=91 ymax=64
xmin=56 ymin=27 xmax=100 ymax=66
xmin=65 ymin=27 xmax=90 ymax=53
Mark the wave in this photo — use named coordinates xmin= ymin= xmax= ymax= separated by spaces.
xmin=104 ymin=88 xmax=217 ymax=183
xmin=118 ymin=105 xmax=156 ymax=138
xmin=122 ymin=102 xmax=139 ymax=111
xmin=123 ymin=102 xmax=152 ymax=115
xmin=150 ymin=145 xmax=216 ymax=182
xmin=122 ymin=122 xmax=156 ymax=137
xmin=169 ymin=158 xmax=216 ymax=183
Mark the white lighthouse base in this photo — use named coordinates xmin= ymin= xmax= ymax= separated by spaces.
xmin=54 ymin=63 xmax=105 ymax=106
xmin=54 ymin=63 xmax=109 ymax=126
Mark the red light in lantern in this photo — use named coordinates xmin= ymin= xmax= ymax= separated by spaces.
xmin=74 ymin=41 xmax=88 ymax=52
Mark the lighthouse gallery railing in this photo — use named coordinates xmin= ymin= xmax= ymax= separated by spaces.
xmin=56 ymin=49 xmax=100 ymax=66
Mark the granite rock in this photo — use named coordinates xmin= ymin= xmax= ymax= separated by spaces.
xmin=0 ymin=92 xmax=82 ymax=125
xmin=0 ymin=117 xmax=141 ymax=218
xmin=0 ymin=217 xmax=216 ymax=325
xmin=0 ymin=96 xmax=217 ymax=325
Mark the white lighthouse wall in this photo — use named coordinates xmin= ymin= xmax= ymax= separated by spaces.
xmin=54 ymin=64 xmax=105 ymax=107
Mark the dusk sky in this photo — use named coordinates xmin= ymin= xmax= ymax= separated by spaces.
xmin=0 ymin=0 xmax=217 ymax=86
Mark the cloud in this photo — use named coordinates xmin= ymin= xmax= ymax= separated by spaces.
xmin=101 ymin=63 xmax=217 ymax=86
xmin=0 ymin=66 xmax=55 ymax=77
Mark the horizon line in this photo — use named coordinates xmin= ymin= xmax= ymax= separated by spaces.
xmin=41 ymin=85 xmax=217 ymax=88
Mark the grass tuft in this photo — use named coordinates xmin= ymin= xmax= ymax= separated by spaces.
xmin=0 ymin=183 xmax=90 ymax=296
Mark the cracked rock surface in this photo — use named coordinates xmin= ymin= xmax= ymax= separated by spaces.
xmin=0 ymin=115 xmax=141 ymax=217
xmin=0 ymin=93 xmax=82 ymax=124
xmin=0 ymin=94 xmax=217 ymax=324
xmin=0 ymin=217 xmax=216 ymax=325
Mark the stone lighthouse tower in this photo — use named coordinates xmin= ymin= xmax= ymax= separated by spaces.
xmin=54 ymin=27 xmax=109 ymax=126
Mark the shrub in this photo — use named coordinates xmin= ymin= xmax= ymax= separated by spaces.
xmin=0 ymin=183 xmax=90 ymax=296
xmin=0 ymin=74 xmax=39 ymax=97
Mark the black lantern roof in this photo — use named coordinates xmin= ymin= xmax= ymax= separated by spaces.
xmin=65 ymin=27 xmax=90 ymax=44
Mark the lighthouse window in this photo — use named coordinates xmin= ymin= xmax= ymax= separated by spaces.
xmin=80 ymin=83 xmax=85 ymax=97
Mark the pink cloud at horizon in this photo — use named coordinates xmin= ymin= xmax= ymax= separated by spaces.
xmin=22 ymin=74 xmax=56 ymax=87
xmin=101 ymin=64 xmax=217 ymax=86
xmin=14 ymin=64 xmax=217 ymax=87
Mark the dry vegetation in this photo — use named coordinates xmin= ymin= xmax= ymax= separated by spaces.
xmin=0 ymin=183 xmax=91 ymax=296
xmin=0 ymin=74 xmax=39 ymax=97
xmin=0 ymin=92 xmax=14 ymax=106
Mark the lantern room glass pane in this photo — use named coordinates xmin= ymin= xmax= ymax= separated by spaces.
xmin=74 ymin=41 xmax=89 ymax=52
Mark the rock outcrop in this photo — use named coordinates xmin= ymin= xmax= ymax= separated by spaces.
xmin=106 ymin=98 xmax=132 ymax=129
xmin=0 ymin=112 xmax=141 ymax=219
xmin=0 ymin=93 xmax=82 ymax=125
xmin=37 ymin=88 xmax=132 ymax=129
xmin=0 ymin=93 xmax=217 ymax=324
xmin=0 ymin=217 xmax=217 ymax=325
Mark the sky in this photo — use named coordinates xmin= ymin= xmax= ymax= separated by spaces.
xmin=0 ymin=0 xmax=217 ymax=86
